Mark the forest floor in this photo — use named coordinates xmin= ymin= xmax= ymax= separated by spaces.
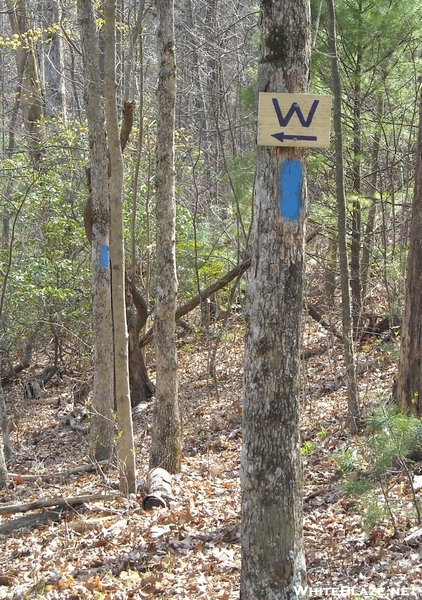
xmin=1 ymin=309 xmax=422 ymax=600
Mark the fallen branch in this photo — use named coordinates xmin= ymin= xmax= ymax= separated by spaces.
xmin=0 ymin=507 xmax=69 ymax=535
xmin=1 ymin=343 xmax=32 ymax=386
xmin=140 ymin=227 xmax=324 ymax=348
xmin=307 ymin=303 xmax=342 ymax=340
xmin=0 ymin=492 xmax=119 ymax=516
xmin=9 ymin=461 xmax=111 ymax=483
xmin=301 ymin=345 xmax=329 ymax=360
xmin=140 ymin=258 xmax=251 ymax=348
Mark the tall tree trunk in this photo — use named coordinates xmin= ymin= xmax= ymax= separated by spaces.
xmin=5 ymin=0 xmax=45 ymax=163
xmin=41 ymin=0 xmax=67 ymax=120
xmin=78 ymin=0 xmax=115 ymax=461
xmin=396 ymin=94 xmax=422 ymax=416
xmin=326 ymin=0 xmax=360 ymax=433
xmin=149 ymin=0 xmax=181 ymax=474
xmin=240 ymin=1 xmax=310 ymax=597
xmin=104 ymin=0 xmax=136 ymax=493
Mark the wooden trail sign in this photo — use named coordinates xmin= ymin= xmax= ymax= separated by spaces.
xmin=258 ymin=93 xmax=332 ymax=148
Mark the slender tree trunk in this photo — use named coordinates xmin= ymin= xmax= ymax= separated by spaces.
xmin=0 ymin=388 xmax=13 ymax=461
xmin=5 ymin=0 xmax=45 ymax=163
xmin=240 ymin=1 xmax=310 ymax=597
xmin=0 ymin=439 xmax=7 ymax=489
xmin=326 ymin=0 xmax=360 ymax=433
xmin=78 ymin=0 xmax=115 ymax=461
xmin=41 ymin=0 xmax=67 ymax=120
xmin=361 ymin=96 xmax=383 ymax=302
xmin=324 ymin=238 xmax=338 ymax=307
xmin=149 ymin=0 xmax=181 ymax=474
xmin=396 ymin=94 xmax=422 ymax=416
xmin=104 ymin=0 xmax=136 ymax=493
xmin=350 ymin=44 xmax=362 ymax=330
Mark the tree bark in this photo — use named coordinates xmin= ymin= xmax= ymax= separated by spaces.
xmin=149 ymin=0 xmax=181 ymax=475
xmin=326 ymin=0 xmax=361 ymax=434
xmin=104 ymin=0 xmax=136 ymax=494
xmin=126 ymin=282 xmax=155 ymax=405
xmin=0 ymin=387 xmax=14 ymax=461
xmin=0 ymin=442 xmax=8 ymax=489
xmin=396 ymin=94 xmax=422 ymax=416
xmin=350 ymin=38 xmax=363 ymax=331
xmin=240 ymin=1 xmax=310 ymax=598
xmin=41 ymin=0 xmax=67 ymax=120
xmin=361 ymin=95 xmax=383 ymax=303
xmin=78 ymin=0 xmax=115 ymax=461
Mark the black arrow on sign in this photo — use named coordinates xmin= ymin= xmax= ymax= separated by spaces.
xmin=271 ymin=132 xmax=318 ymax=143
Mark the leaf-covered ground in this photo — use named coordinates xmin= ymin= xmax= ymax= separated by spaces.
xmin=1 ymin=312 xmax=421 ymax=600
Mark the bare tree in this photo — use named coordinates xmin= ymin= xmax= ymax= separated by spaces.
xmin=326 ymin=0 xmax=360 ymax=433
xmin=5 ymin=0 xmax=45 ymax=162
xmin=396 ymin=93 xmax=422 ymax=416
xmin=104 ymin=0 xmax=136 ymax=493
xmin=40 ymin=0 xmax=67 ymax=120
xmin=78 ymin=0 xmax=115 ymax=461
xmin=149 ymin=0 xmax=181 ymax=474
xmin=241 ymin=0 xmax=310 ymax=597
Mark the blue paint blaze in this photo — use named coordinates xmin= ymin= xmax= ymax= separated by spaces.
xmin=101 ymin=244 xmax=109 ymax=268
xmin=279 ymin=160 xmax=302 ymax=221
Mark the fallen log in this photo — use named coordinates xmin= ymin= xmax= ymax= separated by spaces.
xmin=0 ymin=492 xmax=119 ymax=516
xmin=142 ymin=468 xmax=174 ymax=510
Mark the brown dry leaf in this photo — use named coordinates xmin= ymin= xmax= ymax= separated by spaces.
xmin=2 ymin=315 xmax=419 ymax=600
xmin=83 ymin=575 xmax=103 ymax=592
xmin=179 ymin=505 xmax=193 ymax=524
xmin=57 ymin=578 xmax=74 ymax=590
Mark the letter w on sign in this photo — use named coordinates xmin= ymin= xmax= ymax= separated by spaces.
xmin=272 ymin=98 xmax=319 ymax=128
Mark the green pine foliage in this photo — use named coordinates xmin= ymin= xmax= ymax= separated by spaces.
xmin=334 ymin=405 xmax=422 ymax=530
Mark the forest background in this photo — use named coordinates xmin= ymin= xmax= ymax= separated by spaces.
xmin=0 ymin=0 xmax=419 ymax=396
xmin=1 ymin=0 xmax=422 ymax=597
